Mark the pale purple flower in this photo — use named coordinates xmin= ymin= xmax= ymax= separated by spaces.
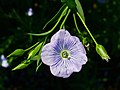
xmin=1 ymin=54 xmax=9 ymax=68
xmin=27 ymin=8 xmax=33 ymax=16
xmin=41 ymin=29 xmax=87 ymax=78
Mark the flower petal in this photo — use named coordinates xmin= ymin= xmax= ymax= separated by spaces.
xmin=67 ymin=59 xmax=82 ymax=72
xmin=50 ymin=60 xmax=73 ymax=78
xmin=41 ymin=43 xmax=61 ymax=66
xmin=70 ymin=53 xmax=88 ymax=65
xmin=50 ymin=29 xmax=71 ymax=44
xmin=66 ymin=36 xmax=86 ymax=54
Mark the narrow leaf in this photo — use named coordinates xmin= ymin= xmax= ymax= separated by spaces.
xmin=75 ymin=0 xmax=85 ymax=22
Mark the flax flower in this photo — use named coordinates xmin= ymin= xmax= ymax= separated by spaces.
xmin=41 ymin=29 xmax=87 ymax=78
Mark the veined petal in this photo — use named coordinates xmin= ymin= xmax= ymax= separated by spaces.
xmin=71 ymin=53 xmax=88 ymax=65
xmin=50 ymin=60 xmax=73 ymax=78
xmin=41 ymin=43 xmax=61 ymax=66
xmin=65 ymin=59 xmax=82 ymax=72
xmin=66 ymin=36 xmax=86 ymax=54
xmin=50 ymin=29 xmax=71 ymax=43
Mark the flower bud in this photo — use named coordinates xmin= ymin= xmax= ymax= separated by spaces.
xmin=96 ymin=44 xmax=110 ymax=62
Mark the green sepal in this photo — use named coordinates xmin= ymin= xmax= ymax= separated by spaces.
xmin=27 ymin=42 xmax=43 ymax=59
xmin=12 ymin=60 xmax=32 ymax=70
xmin=30 ymin=55 xmax=40 ymax=61
xmin=7 ymin=49 xmax=25 ymax=58
xmin=75 ymin=0 xmax=85 ymax=22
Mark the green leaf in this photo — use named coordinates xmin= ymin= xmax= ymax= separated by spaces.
xmin=43 ymin=4 xmax=66 ymax=29
xmin=61 ymin=0 xmax=67 ymax=3
xmin=12 ymin=60 xmax=32 ymax=70
xmin=27 ymin=42 xmax=43 ymax=59
xmin=75 ymin=0 xmax=85 ymax=22
xmin=7 ymin=49 xmax=25 ymax=58
xmin=66 ymin=0 xmax=76 ymax=10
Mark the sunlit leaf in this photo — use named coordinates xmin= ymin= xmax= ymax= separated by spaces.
xmin=75 ymin=0 xmax=85 ymax=21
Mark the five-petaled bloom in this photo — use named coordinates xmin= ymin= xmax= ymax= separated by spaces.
xmin=41 ymin=29 xmax=87 ymax=78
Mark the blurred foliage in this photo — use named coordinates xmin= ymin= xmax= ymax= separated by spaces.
xmin=0 ymin=0 xmax=120 ymax=90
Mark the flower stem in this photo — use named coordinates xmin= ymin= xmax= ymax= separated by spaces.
xmin=51 ymin=6 xmax=68 ymax=32
xmin=60 ymin=9 xmax=71 ymax=29
xmin=77 ymin=12 xmax=98 ymax=45
xmin=27 ymin=6 xmax=68 ymax=36
xmin=73 ymin=13 xmax=81 ymax=34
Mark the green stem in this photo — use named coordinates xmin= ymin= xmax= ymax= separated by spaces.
xmin=77 ymin=12 xmax=98 ymax=45
xmin=49 ymin=6 xmax=68 ymax=33
xmin=24 ymin=42 xmax=39 ymax=52
xmin=60 ymin=9 xmax=71 ymax=29
xmin=36 ymin=62 xmax=42 ymax=72
xmin=73 ymin=13 xmax=81 ymax=34
xmin=27 ymin=6 xmax=68 ymax=36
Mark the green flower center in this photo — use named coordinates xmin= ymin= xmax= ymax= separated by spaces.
xmin=60 ymin=50 xmax=70 ymax=59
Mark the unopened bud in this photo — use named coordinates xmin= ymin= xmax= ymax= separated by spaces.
xmin=96 ymin=44 xmax=110 ymax=62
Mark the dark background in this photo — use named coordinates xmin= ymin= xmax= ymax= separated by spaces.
xmin=0 ymin=0 xmax=120 ymax=90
